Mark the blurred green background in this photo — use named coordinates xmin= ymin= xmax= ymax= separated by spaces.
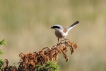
xmin=0 ymin=0 xmax=106 ymax=71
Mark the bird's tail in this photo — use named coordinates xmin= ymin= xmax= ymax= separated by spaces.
xmin=67 ymin=21 xmax=79 ymax=32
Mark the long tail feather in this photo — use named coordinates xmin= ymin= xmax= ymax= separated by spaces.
xmin=67 ymin=21 xmax=79 ymax=32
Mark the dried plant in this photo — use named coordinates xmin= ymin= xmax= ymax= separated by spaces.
xmin=1 ymin=59 xmax=17 ymax=71
xmin=1 ymin=40 xmax=77 ymax=71
xmin=17 ymin=40 xmax=77 ymax=71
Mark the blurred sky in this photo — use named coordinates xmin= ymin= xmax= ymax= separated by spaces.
xmin=0 ymin=0 xmax=106 ymax=71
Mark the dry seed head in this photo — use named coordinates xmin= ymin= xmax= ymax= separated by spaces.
xmin=18 ymin=39 xmax=78 ymax=70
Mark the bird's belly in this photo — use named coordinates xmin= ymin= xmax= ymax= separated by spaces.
xmin=55 ymin=31 xmax=63 ymax=38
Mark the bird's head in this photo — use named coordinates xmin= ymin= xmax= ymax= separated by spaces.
xmin=51 ymin=24 xmax=63 ymax=30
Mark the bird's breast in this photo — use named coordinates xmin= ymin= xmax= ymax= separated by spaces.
xmin=55 ymin=30 xmax=63 ymax=38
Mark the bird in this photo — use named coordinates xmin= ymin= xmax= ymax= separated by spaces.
xmin=51 ymin=21 xmax=79 ymax=44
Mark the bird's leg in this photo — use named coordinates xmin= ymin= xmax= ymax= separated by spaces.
xmin=57 ymin=38 xmax=60 ymax=45
xmin=58 ymin=38 xmax=59 ymax=43
xmin=64 ymin=37 xmax=67 ymax=45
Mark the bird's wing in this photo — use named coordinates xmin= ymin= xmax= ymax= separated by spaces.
xmin=66 ymin=21 xmax=79 ymax=32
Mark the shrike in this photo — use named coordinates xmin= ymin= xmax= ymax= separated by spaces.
xmin=51 ymin=21 xmax=79 ymax=43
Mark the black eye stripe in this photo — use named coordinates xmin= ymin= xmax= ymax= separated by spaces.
xmin=51 ymin=26 xmax=60 ymax=29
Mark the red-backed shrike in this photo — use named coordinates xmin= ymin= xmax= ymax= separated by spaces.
xmin=51 ymin=21 xmax=79 ymax=43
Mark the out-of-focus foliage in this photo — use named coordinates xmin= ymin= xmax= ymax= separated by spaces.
xmin=0 ymin=39 xmax=6 ymax=46
xmin=0 ymin=59 xmax=4 ymax=68
xmin=35 ymin=61 xmax=59 ymax=71
xmin=0 ymin=39 xmax=6 ymax=69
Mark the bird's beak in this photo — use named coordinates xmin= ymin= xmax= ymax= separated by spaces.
xmin=51 ymin=26 xmax=54 ymax=29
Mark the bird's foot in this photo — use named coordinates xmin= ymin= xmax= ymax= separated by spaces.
xmin=57 ymin=43 xmax=60 ymax=46
xmin=64 ymin=41 xmax=67 ymax=45
xmin=65 ymin=39 xmax=69 ymax=41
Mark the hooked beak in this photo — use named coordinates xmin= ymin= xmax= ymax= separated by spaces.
xmin=51 ymin=26 xmax=54 ymax=29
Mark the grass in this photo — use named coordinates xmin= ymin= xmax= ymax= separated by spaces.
xmin=0 ymin=0 xmax=106 ymax=71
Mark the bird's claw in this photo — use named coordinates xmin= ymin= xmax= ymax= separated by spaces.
xmin=64 ymin=41 xmax=67 ymax=45
xmin=57 ymin=43 xmax=60 ymax=46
